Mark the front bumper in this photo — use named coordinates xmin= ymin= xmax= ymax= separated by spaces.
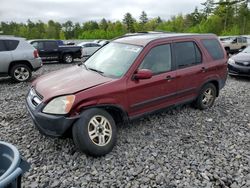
xmin=228 ymin=62 xmax=250 ymax=77
xmin=26 ymin=89 xmax=78 ymax=137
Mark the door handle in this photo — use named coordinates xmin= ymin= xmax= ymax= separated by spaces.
xmin=166 ymin=75 xmax=174 ymax=81
xmin=201 ymin=67 xmax=207 ymax=73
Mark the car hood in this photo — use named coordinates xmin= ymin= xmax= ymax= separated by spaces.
xmin=32 ymin=65 xmax=114 ymax=102
xmin=231 ymin=52 xmax=250 ymax=62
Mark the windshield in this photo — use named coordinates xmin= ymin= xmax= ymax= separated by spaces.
xmin=242 ymin=46 xmax=250 ymax=53
xmin=84 ymin=42 xmax=142 ymax=78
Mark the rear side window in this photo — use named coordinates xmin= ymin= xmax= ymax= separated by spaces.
xmin=5 ymin=40 xmax=19 ymax=51
xmin=237 ymin=38 xmax=243 ymax=43
xmin=242 ymin=37 xmax=247 ymax=43
xmin=0 ymin=40 xmax=7 ymax=52
xmin=202 ymin=39 xmax=224 ymax=60
xmin=174 ymin=41 xmax=202 ymax=69
xmin=44 ymin=41 xmax=58 ymax=50
xmin=31 ymin=41 xmax=44 ymax=50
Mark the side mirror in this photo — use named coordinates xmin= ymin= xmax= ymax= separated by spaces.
xmin=133 ymin=69 xmax=153 ymax=80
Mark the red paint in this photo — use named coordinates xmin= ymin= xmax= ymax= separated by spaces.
xmin=32 ymin=34 xmax=228 ymax=119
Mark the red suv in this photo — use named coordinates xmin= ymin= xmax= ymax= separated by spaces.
xmin=26 ymin=33 xmax=228 ymax=156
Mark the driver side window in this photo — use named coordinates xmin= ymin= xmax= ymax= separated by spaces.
xmin=139 ymin=44 xmax=172 ymax=75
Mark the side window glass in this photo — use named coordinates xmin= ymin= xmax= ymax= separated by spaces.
xmin=237 ymin=38 xmax=242 ymax=43
xmin=202 ymin=39 xmax=224 ymax=60
xmin=32 ymin=42 xmax=38 ymax=49
xmin=44 ymin=42 xmax=58 ymax=50
xmin=37 ymin=42 xmax=44 ymax=50
xmin=139 ymin=44 xmax=172 ymax=75
xmin=0 ymin=40 xmax=7 ymax=52
xmin=174 ymin=42 xmax=201 ymax=69
xmin=5 ymin=40 xmax=19 ymax=51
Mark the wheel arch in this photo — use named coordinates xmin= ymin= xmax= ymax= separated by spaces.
xmin=200 ymin=80 xmax=219 ymax=97
xmin=8 ymin=60 xmax=33 ymax=75
xmin=80 ymin=104 xmax=129 ymax=126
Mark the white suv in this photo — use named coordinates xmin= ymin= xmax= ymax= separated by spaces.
xmin=220 ymin=36 xmax=248 ymax=54
xmin=0 ymin=36 xmax=42 ymax=82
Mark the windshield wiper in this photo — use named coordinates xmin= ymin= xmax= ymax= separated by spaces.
xmin=88 ymin=68 xmax=104 ymax=75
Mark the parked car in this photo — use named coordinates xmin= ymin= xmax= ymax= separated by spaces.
xmin=98 ymin=40 xmax=110 ymax=46
xmin=0 ymin=37 xmax=42 ymax=82
xmin=26 ymin=33 xmax=228 ymax=156
xmin=29 ymin=39 xmax=82 ymax=63
xmin=77 ymin=42 xmax=101 ymax=57
xmin=93 ymin=39 xmax=102 ymax=43
xmin=228 ymin=46 xmax=250 ymax=77
xmin=220 ymin=36 xmax=248 ymax=54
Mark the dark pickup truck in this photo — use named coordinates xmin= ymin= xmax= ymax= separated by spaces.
xmin=29 ymin=40 xmax=82 ymax=63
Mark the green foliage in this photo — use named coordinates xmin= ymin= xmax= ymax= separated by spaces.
xmin=0 ymin=1 xmax=249 ymax=39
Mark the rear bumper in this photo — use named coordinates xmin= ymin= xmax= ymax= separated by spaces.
xmin=228 ymin=63 xmax=250 ymax=77
xmin=25 ymin=90 xmax=78 ymax=137
xmin=30 ymin=58 xmax=43 ymax=71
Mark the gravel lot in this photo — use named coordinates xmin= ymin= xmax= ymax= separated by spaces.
xmin=0 ymin=62 xmax=249 ymax=188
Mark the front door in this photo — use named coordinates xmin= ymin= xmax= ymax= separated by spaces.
xmin=127 ymin=43 xmax=177 ymax=117
xmin=42 ymin=41 xmax=59 ymax=61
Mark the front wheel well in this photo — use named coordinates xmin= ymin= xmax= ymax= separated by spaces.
xmin=8 ymin=61 xmax=33 ymax=75
xmin=79 ymin=105 xmax=129 ymax=126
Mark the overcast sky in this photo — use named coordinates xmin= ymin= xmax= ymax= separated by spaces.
xmin=0 ymin=0 xmax=205 ymax=23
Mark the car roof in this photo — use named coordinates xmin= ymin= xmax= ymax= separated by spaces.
xmin=29 ymin=39 xmax=58 ymax=42
xmin=0 ymin=36 xmax=25 ymax=40
xmin=78 ymin=42 xmax=99 ymax=45
xmin=114 ymin=33 xmax=217 ymax=46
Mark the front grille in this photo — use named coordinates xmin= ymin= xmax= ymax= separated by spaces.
xmin=235 ymin=61 xmax=250 ymax=67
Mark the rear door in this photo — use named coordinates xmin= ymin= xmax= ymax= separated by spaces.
xmin=127 ymin=43 xmax=177 ymax=117
xmin=0 ymin=40 xmax=12 ymax=73
xmin=43 ymin=41 xmax=60 ymax=61
xmin=173 ymin=40 xmax=204 ymax=102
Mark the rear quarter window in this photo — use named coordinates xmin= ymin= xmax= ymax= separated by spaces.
xmin=202 ymin=39 xmax=224 ymax=60
xmin=5 ymin=40 xmax=19 ymax=51
xmin=0 ymin=40 xmax=7 ymax=52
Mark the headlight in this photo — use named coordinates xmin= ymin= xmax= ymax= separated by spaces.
xmin=43 ymin=95 xmax=75 ymax=114
xmin=228 ymin=58 xmax=235 ymax=64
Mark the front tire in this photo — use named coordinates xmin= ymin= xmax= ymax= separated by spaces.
xmin=72 ymin=108 xmax=117 ymax=157
xmin=63 ymin=54 xmax=73 ymax=64
xmin=10 ymin=64 xmax=32 ymax=82
xmin=195 ymin=83 xmax=217 ymax=110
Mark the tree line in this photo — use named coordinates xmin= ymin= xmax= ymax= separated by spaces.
xmin=0 ymin=0 xmax=249 ymax=40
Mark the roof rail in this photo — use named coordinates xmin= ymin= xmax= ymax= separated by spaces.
xmin=113 ymin=31 xmax=174 ymax=40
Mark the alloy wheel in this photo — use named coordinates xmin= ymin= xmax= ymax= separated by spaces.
xmin=14 ymin=67 xmax=30 ymax=81
xmin=88 ymin=115 xmax=112 ymax=146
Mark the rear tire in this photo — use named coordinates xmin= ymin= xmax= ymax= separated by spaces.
xmin=72 ymin=108 xmax=117 ymax=157
xmin=195 ymin=83 xmax=217 ymax=110
xmin=10 ymin=64 xmax=32 ymax=82
xmin=63 ymin=54 xmax=73 ymax=64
